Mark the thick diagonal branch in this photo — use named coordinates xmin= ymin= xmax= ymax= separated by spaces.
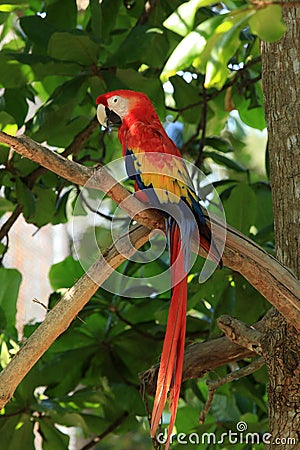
xmin=0 ymin=131 xmax=299 ymax=409
xmin=0 ymin=131 xmax=299 ymax=328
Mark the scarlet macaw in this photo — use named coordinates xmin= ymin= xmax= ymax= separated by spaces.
xmin=96 ymin=90 xmax=222 ymax=448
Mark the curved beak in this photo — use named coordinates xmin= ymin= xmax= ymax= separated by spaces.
xmin=97 ymin=104 xmax=122 ymax=130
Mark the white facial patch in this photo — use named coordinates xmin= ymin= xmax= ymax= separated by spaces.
xmin=107 ymin=95 xmax=129 ymax=120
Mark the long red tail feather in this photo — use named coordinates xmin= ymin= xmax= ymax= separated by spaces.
xmin=150 ymin=224 xmax=187 ymax=449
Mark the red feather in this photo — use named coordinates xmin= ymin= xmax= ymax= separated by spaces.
xmin=150 ymin=223 xmax=187 ymax=449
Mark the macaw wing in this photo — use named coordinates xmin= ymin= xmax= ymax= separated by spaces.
xmin=126 ymin=154 xmax=207 ymax=229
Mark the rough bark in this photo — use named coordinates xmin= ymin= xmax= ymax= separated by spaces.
xmin=261 ymin=0 xmax=300 ymax=447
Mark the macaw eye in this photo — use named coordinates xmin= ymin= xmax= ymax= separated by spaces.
xmin=113 ymin=97 xmax=118 ymax=103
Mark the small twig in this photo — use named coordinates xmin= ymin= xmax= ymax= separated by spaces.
xmin=79 ymin=411 xmax=129 ymax=450
xmin=32 ymin=298 xmax=48 ymax=311
xmin=137 ymin=0 xmax=158 ymax=25
xmin=199 ymin=357 xmax=264 ymax=424
xmin=78 ymin=187 xmax=127 ymax=222
xmin=111 ymin=306 xmax=162 ymax=341
xmin=217 ymin=315 xmax=263 ymax=355
xmin=166 ymin=57 xmax=262 ymax=118
xmin=32 ymin=298 xmax=86 ymax=325
xmin=0 ymin=205 xmax=23 ymax=242
xmin=198 ymin=386 xmax=215 ymax=425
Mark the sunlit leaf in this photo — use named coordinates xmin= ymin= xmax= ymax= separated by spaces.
xmin=161 ymin=30 xmax=206 ymax=81
xmin=249 ymin=5 xmax=286 ymax=42
xmin=204 ymin=10 xmax=256 ymax=89
xmin=163 ymin=0 xmax=216 ymax=36
xmin=0 ymin=56 xmax=32 ymax=88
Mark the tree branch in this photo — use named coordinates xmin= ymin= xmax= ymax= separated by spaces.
xmin=0 ymin=130 xmax=299 ymax=324
xmin=217 ymin=314 xmax=263 ymax=355
xmin=0 ymin=131 xmax=299 ymax=409
xmin=0 ymin=204 xmax=22 ymax=241
xmin=0 ymin=224 xmax=150 ymax=408
xmin=79 ymin=411 xmax=129 ymax=450
xmin=199 ymin=357 xmax=265 ymax=424
xmin=140 ymin=314 xmax=268 ymax=396
xmin=0 ymin=118 xmax=99 ymax=241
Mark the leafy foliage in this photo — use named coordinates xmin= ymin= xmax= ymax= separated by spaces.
xmin=0 ymin=0 xmax=283 ymax=448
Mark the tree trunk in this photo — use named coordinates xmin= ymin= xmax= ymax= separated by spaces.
xmin=261 ymin=0 xmax=300 ymax=447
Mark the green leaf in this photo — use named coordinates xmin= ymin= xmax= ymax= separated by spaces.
xmin=249 ymin=5 xmax=286 ymax=42
xmin=0 ymin=414 xmax=34 ymax=450
xmin=171 ymin=75 xmax=203 ymax=123
xmin=175 ymin=405 xmax=201 ymax=433
xmin=238 ymin=99 xmax=266 ymax=130
xmin=15 ymin=178 xmax=36 ymax=220
xmin=81 ymin=414 xmax=111 ymax=435
xmin=0 ymin=55 xmax=32 ymax=88
xmin=111 ymin=384 xmax=145 ymax=416
xmin=38 ymin=418 xmax=69 ymax=450
xmin=223 ymin=183 xmax=257 ymax=234
xmin=48 ymin=31 xmax=100 ymax=65
xmin=0 ymin=11 xmax=9 ymax=22
xmin=0 ymin=267 xmax=21 ymax=333
xmin=211 ymin=393 xmax=241 ymax=422
xmin=252 ymin=182 xmax=273 ymax=231
xmin=109 ymin=26 xmax=166 ymax=67
xmin=204 ymin=10 xmax=256 ymax=89
xmin=45 ymin=0 xmax=77 ymax=31
xmin=0 ymin=242 xmax=6 ymax=255
xmin=49 ymin=255 xmax=84 ymax=289
xmin=27 ymin=185 xmax=56 ymax=228
xmin=32 ymin=87 xmax=90 ymax=146
xmin=52 ymin=189 xmax=71 ymax=225
xmin=203 ymin=151 xmax=247 ymax=172
xmin=20 ymin=15 xmax=57 ymax=49
xmin=0 ymin=144 xmax=9 ymax=164
xmin=41 ymin=348 xmax=95 ymax=396
xmin=0 ymin=196 xmax=14 ymax=217
xmin=161 ymin=30 xmax=207 ymax=81
xmin=0 ymin=1 xmax=29 ymax=13
xmin=233 ymin=275 xmax=269 ymax=324
xmin=93 ymin=0 xmax=124 ymax=41
xmin=204 ymin=136 xmax=233 ymax=153
xmin=4 ymin=87 xmax=29 ymax=128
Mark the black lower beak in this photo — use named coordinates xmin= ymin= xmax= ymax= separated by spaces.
xmin=105 ymin=106 xmax=122 ymax=127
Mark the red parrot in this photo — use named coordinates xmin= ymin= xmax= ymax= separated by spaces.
xmin=96 ymin=90 xmax=222 ymax=448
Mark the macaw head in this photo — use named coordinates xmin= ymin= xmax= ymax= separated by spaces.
xmin=96 ymin=89 xmax=158 ymax=130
